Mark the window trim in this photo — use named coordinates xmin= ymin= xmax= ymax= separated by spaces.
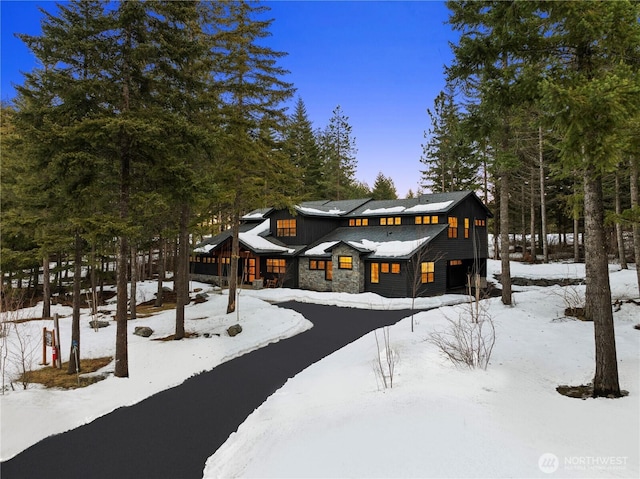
xmin=276 ymin=218 xmax=297 ymax=237
xmin=421 ymin=261 xmax=435 ymax=283
xmin=338 ymin=256 xmax=353 ymax=270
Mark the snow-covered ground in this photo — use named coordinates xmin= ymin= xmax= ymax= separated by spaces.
xmin=204 ymin=260 xmax=640 ymax=478
xmin=1 ymin=260 xmax=639 ymax=478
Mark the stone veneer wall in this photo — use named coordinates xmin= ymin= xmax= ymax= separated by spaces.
xmin=298 ymin=258 xmax=332 ymax=292
xmin=331 ymin=243 xmax=364 ymax=294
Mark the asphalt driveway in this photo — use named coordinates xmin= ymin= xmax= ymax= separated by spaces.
xmin=1 ymin=302 xmax=413 ymax=479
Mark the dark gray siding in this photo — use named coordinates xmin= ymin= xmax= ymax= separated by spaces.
xmin=270 ymin=210 xmax=341 ymax=245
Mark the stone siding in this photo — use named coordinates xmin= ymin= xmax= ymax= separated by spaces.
xmin=298 ymin=258 xmax=332 ymax=292
xmin=331 ymin=244 xmax=364 ymax=294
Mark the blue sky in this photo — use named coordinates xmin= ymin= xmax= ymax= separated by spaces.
xmin=1 ymin=0 xmax=456 ymax=197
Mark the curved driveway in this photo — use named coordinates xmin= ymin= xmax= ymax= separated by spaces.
xmin=1 ymin=302 xmax=413 ymax=479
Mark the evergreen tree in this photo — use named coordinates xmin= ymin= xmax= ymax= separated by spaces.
xmin=371 ymin=172 xmax=398 ymax=200
xmin=421 ymin=88 xmax=478 ymax=193
xmin=284 ymin=97 xmax=321 ymax=199
xmin=317 ymin=105 xmax=358 ymax=200
xmin=447 ymin=0 xmax=543 ymax=306
xmin=209 ymin=0 xmax=294 ymax=314
xmin=540 ymin=0 xmax=640 ymax=397
xmin=16 ymin=0 xmax=118 ymax=374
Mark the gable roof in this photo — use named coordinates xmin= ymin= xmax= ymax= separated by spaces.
xmin=302 ymin=224 xmax=448 ymax=260
xmin=347 ymin=191 xmax=492 ymax=218
xmin=193 ymin=219 xmax=295 ymax=255
xmin=294 ymin=198 xmax=371 ymax=217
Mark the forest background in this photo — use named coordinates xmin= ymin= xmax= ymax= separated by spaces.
xmin=1 ymin=1 xmax=639 ymax=397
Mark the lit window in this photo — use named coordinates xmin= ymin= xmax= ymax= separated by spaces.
xmin=394 ymin=217 xmax=401 ymax=225
xmin=267 ymin=258 xmax=286 ymax=274
xmin=338 ymin=256 xmax=353 ymax=269
xmin=276 ymin=219 xmax=296 ymax=237
xmin=363 ymin=218 xmax=368 ymax=226
xmin=464 ymin=218 xmax=470 ymax=239
xmin=380 ymin=218 xmax=387 ymax=226
xmin=371 ymin=263 xmax=379 ymax=283
xmin=349 ymin=219 xmax=355 ymax=226
xmin=415 ymin=216 xmax=422 ymax=225
xmin=326 ymin=261 xmax=333 ymax=280
xmin=391 ymin=263 xmax=400 ymax=274
xmin=421 ymin=262 xmax=435 ymax=283
xmin=448 ymin=217 xmax=458 ymax=238
xmin=381 ymin=263 xmax=390 ymax=273
xmin=309 ymin=260 xmax=326 ymax=270
xmin=475 ymin=219 xmax=486 ymax=227
xmin=449 ymin=259 xmax=463 ymax=266
xmin=431 ymin=216 xmax=438 ymax=224
xmin=356 ymin=219 xmax=362 ymax=226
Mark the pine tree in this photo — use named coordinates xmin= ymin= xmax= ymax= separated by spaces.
xmin=540 ymin=0 xmax=640 ymax=397
xmin=421 ymin=89 xmax=478 ymax=193
xmin=209 ymin=0 xmax=294 ymax=314
xmin=284 ymin=97 xmax=321 ymax=199
xmin=317 ymin=105 xmax=358 ymax=200
xmin=371 ymin=172 xmax=398 ymax=200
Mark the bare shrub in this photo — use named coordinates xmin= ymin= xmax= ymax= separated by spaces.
xmin=373 ymin=327 xmax=398 ymax=389
xmin=428 ymin=283 xmax=496 ymax=370
xmin=551 ymin=283 xmax=586 ymax=320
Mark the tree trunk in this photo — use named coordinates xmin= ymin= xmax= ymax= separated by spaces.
xmin=130 ymin=246 xmax=137 ymax=320
xmin=583 ymin=169 xmax=620 ymax=397
xmin=539 ymin=126 xmax=548 ymax=263
xmin=630 ymin=157 xmax=640 ymax=294
xmin=500 ymin=172 xmax=512 ymax=305
xmin=175 ymin=204 xmax=190 ymax=340
xmin=115 ymin=236 xmax=129 ymax=378
xmin=530 ymin=167 xmax=536 ymax=261
xmin=42 ymin=255 xmax=51 ymax=319
xmin=614 ymin=170 xmax=627 ymax=268
xmin=226 ymin=210 xmax=241 ymax=314
xmin=68 ymin=231 xmax=82 ymax=374
xmin=155 ymin=235 xmax=165 ymax=308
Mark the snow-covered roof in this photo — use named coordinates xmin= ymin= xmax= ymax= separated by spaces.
xmin=303 ymin=241 xmax=340 ymax=256
xmin=240 ymin=219 xmax=294 ymax=253
xmin=347 ymin=237 xmax=431 ymax=258
xmin=405 ymin=200 xmax=454 ymax=213
xmin=360 ymin=200 xmax=454 ymax=216
xmin=193 ymin=244 xmax=216 ymax=253
xmin=296 ymin=206 xmax=346 ymax=216
xmin=361 ymin=206 xmax=406 ymax=215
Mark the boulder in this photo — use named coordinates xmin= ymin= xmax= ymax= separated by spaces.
xmin=227 ymin=324 xmax=243 ymax=337
xmin=134 ymin=326 xmax=154 ymax=338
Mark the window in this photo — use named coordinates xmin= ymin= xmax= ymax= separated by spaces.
xmin=310 ymin=259 xmax=326 ymax=270
xmin=475 ymin=219 xmax=486 ymax=227
xmin=381 ymin=263 xmax=390 ymax=273
xmin=267 ymin=258 xmax=286 ymax=274
xmin=381 ymin=217 xmax=400 ymax=226
xmin=338 ymin=256 xmax=353 ymax=269
xmin=464 ymin=218 xmax=470 ymax=239
xmin=391 ymin=263 xmax=400 ymax=274
xmin=448 ymin=217 xmax=458 ymax=238
xmin=421 ymin=262 xmax=435 ymax=283
xmin=449 ymin=259 xmax=463 ymax=266
xmin=431 ymin=216 xmax=438 ymax=224
xmin=349 ymin=218 xmax=369 ymax=227
xmin=326 ymin=261 xmax=333 ymax=280
xmin=371 ymin=263 xmax=379 ymax=283
xmin=276 ymin=219 xmax=296 ymax=237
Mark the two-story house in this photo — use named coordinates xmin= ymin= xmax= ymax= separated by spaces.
xmin=190 ymin=190 xmax=492 ymax=298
